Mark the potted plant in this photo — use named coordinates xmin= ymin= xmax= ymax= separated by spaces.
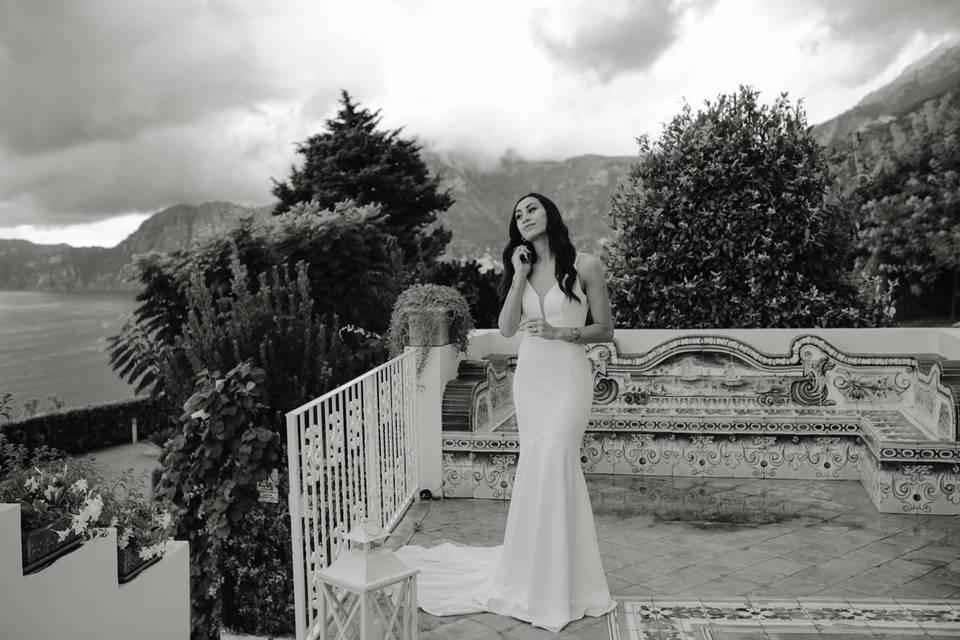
xmin=98 ymin=469 xmax=177 ymax=583
xmin=387 ymin=284 xmax=475 ymax=375
xmin=0 ymin=456 xmax=105 ymax=574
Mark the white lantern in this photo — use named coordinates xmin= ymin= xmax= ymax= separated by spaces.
xmin=314 ymin=519 xmax=419 ymax=640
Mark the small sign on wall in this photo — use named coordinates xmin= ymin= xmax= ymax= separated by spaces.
xmin=257 ymin=468 xmax=280 ymax=504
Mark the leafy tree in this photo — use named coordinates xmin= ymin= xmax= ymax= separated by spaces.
xmin=0 ymin=393 xmax=13 ymax=423
xmin=425 ymin=259 xmax=501 ymax=328
xmin=107 ymin=201 xmax=401 ymax=398
xmin=106 ymin=204 xmax=398 ymax=637
xmin=850 ymin=92 xmax=960 ymax=321
xmin=603 ymin=86 xmax=894 ymax=328
xmin=271 ymin=90 xmax=454 ymax=272
xmin=149 ymin=250 xmax=387 ymax=639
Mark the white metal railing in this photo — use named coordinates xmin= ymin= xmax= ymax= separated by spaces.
xmin=286 ymin=349 xmax=419 ymax=640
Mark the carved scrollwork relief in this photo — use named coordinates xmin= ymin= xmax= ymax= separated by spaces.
xmin=791 ymin=356 xmax=836 ymax=406
xmin=593 ymin=376 xmax=619 ymax=405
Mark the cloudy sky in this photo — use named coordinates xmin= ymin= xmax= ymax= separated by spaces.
xmin=0 ymin=0 xmax=958 ymax=247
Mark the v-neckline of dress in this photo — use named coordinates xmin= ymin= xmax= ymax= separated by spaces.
xmin=528 ymin=279 xmax=558 ymax=304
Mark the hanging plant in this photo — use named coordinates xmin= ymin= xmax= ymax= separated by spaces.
xmin=386 ymin=284 xmax=475 ymax=375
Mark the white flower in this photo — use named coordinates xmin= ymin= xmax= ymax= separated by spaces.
xmin=155 ymin=511 xmax=173 ymax=529
xmin=118 ymin=528 xmax=133 ymax=550
xmin=70 ymin=479 xmax=88 ymax=495
xmin=55 ymin=528 xmax=71 ymax=542
xmin=44 ymin=484 xmax=62 ymax=502
xmin=24 ymin=475 xmax=40 ymax=492
xmin=138 ymin=540 xmax=171 ymax=561
xmin=69 ymin=494 xmax=104 ymax=534
xmin=70 ymin=512 xmax=86 ymax=535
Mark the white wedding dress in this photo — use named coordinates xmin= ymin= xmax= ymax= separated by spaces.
xmin=395 ymin=253 xmax=616 ymax=633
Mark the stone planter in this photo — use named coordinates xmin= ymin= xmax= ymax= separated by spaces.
xmin=21 ymin=517 xmax=83 ymax=574
xmin=117 ymin=545 xmax=162 ymax=584
xmin=405 ymin=307 xmax=452 ymax=347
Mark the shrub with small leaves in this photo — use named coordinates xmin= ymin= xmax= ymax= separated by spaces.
xmin=155 ymin=361 xmax=281 ymax=640
xmin=603 ymin=86 xmax=894 ymax=328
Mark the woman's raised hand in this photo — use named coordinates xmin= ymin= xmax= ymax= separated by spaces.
xmin=511 ymin=245 xmax=532 ymax=277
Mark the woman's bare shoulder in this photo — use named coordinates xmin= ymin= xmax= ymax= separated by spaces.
xmin=576 ymin=252 xmax=605 ymax=275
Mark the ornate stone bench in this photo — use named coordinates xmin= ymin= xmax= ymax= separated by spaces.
xmin=440 ymin=335 xmax=960 ymax=514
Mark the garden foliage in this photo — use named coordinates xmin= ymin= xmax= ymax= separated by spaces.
xmin=154 ymin=361 xmax=282 ymax=640
xmin=603 ymin=86 xmax=895 ymax=328
xmin=272 ymin=90 xmax=454 ymax=274
xmin=107 ymin=205 xmax=394 ymax=638
xmin=849 ymin=91 xmax=960 ymax=320
xmin=107 ymin=201 xmax=399 ymax=400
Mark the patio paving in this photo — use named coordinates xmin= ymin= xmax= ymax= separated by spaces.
xmin=388 ymin=474 xmax=960 ymax=639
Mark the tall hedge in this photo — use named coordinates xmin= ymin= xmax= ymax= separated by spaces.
xmin=0 ymin=397 xmax=168 ymax=454
xmin=603 ymin=86 xmax=894 ymax=328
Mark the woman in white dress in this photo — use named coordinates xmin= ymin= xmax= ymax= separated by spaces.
xmin=396 ymin=193 xmax=616 ymax=633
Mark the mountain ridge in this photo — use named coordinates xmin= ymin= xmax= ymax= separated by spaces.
xmin=811 ymin=40 xmax=960 ymax=147
xmin=3 ymin=41 xmax=958 ymax=291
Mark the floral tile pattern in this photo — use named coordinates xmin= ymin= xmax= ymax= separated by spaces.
xmin=442 ymin=431 xmax=960 ymax=514
xmin=619 ymin=597 xmax=960 ymax=639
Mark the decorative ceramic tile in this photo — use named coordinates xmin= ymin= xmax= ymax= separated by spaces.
xmin=580 ymin=432 xmax=866 ymax=482
xmin=619 ymin=597 xmax=960 ymax=640
xmin=861 ymin=452 xmax=960 ymax=515
xmin=443 ymin=336 xmax=960 ymax=516
xmin=440 ymin=451 xmax=516 ymax=499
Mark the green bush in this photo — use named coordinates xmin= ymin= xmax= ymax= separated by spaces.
xmin=220 ymin=503 xmax=293 ymax=636
xmin=603 ymin=86 xmax=895 ymax=328
xmin=156 ymin=361 xmax=282 ymax=640
xmin=108 ymin=201 xmax=400 ymax=399
xmin=137 ymin=245 xmax=387 ymax=639
xmin=427 ymin=259 xmax=501 ymax=329
xmin=0 ymin=397 xmax=169 ymax=454
xmin=850 ymin=91 xmax=960 ymax=321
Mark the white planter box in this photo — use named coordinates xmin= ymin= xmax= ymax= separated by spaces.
xmin=0 ymin=504 xmax=190 ymax=640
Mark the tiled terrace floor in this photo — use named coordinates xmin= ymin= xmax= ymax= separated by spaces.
xmin=388 ymin=475 xmax=960 ymax=639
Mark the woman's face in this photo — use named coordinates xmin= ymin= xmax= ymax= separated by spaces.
xmin=514 ymin=196 xmax=547 ymax=241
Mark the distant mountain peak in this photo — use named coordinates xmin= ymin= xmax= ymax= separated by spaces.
xmin=813 ymin=40 xmax=960 ymax=147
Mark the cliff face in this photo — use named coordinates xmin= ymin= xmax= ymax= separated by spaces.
xmin=0 ymin=202 xmax=273 ymax=291
xmin=812 ymin=40 xmax=960 ymax=148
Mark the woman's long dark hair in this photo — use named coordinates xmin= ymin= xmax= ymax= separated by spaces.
xmin=498 ymin=192 xmax=581 ymax=305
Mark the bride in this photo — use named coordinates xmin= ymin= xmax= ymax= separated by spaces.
xmin=395 ymin=192 xmax=616 ymax=633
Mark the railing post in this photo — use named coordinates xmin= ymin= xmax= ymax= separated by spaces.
xmin=409 ymin=345 xmax=460 ymax=496
xmin=286 ymin=410 xmax=307 ymax=640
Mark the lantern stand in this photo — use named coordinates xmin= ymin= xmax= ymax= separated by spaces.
xmin=314 ymin=519 xmax=419 ymax=640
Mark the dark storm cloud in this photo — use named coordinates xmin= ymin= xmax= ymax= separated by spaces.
xmin=530 ymin=0 xmax=718 ymax=82
xmin=0 ymin=1 xmax=288 ymax=156
xmin=797 ymin=0 xmax=960 ymax=81
xmin=0 ymin=0 xmax=382 ymax=226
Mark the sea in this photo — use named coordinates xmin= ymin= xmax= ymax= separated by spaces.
xmin=0 ymin=291 xmax=139 ymax=410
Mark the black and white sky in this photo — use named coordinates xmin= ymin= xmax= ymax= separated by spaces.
xmin=1 ymin=0 xmax=958 ymax=246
